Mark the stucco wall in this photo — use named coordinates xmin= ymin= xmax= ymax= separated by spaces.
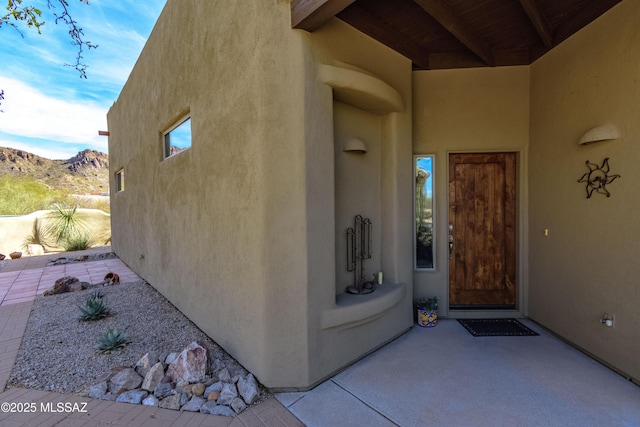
xmin=108 ymin=0 xmax=309 ymax=388
xmin=412 ymin=67 xmax=530 ymax=316
xmin=529 ymin=1 xmax=640 ymax=381
xmin=108 ymin=2 xmax=413 ymax=389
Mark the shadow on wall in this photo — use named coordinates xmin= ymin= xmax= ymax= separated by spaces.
xmin=0 ymin=209 xmax=111 ymax=257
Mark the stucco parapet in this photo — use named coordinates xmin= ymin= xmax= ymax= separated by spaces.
xmin=318 ymin=63 xmax=404 ymax=114
xmin=321 ymin=282 xmax=406 ymax=330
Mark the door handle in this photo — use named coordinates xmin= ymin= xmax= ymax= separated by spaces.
xmin=448 ymin=229 xmax=454 ymax=260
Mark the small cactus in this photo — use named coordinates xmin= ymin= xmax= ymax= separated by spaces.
xmin=95 ymin=329 xmax=129 ymax=354
xmin=78 ymin=293 xmax=110 ymax=321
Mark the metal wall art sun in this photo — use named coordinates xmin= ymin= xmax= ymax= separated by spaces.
xmin=578 ymin=158 xmax=621 ymax=198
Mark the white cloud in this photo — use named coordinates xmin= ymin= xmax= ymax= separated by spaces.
xmin=0 ymin=75 xmax=108 ymax=150
xmin=0 ymin=138 xmax=85 ymax=160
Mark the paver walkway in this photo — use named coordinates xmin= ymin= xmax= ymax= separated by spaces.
xmin=0 ymin=249 xmax=303 ymax=427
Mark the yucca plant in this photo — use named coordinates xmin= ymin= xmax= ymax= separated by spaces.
xmin=44 ymin=204 xmax=89 ymax=250
xmin=95 ymin=329 xmax=129 ymax=354
xmin=78 ymin=292 xmax=110 ymax=321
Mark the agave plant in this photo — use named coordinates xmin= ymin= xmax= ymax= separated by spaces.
xmin=78 ymin=292 xmax=110 ymax=321
xmin=95 ymin=329 xmax=129 ymax=354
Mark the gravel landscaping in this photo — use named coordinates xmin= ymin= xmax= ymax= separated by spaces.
xmin=7 ymin=277 xmax=270 ymax=411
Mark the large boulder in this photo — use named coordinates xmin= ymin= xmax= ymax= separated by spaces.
xmin=166 ymin=341 xmax=209 ymax=383
xmin=43 ymin=276 xmax=83 ymax=296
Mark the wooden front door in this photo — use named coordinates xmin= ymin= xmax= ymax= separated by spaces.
xmin=448 ymin=152 xmax=516 ymax=308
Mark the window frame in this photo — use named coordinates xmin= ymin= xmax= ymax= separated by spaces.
xmin=115 ymin=168 xmax=124 ymax=193
xmin=414 ymin=154 xmax=436 ymax=271
xmin=163 ymin=115 xmax=192 ymax=159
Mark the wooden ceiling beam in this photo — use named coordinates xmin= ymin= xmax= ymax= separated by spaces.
xmin=413 ymin=0 xmax=495 ymax=66
xmin=337 ymin=3 xmax=431 ymax=70
xmin=291 ymin=0 xmax=355 ymax=32
xmin=518 ymin=0 xmax=553 ymax=48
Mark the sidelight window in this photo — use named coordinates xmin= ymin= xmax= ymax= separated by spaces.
xmin=415 ymin=155 xmax=435 ymax=269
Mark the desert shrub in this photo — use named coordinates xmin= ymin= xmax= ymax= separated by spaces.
xmin=63 ymin=233 xmax=92 ymax=251
xmin=22 ymin=217 xmax=53 ymax=249
xmin=0 ymin=175 xmax=66 ymax=215
xmin=73 ymin=196 xmax=111 ymax=213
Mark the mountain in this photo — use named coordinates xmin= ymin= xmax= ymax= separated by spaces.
xmin=0 ymin=147 xmax=109 ymax=195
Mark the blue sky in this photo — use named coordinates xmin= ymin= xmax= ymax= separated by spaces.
xmin=0 ymin=0 xmax=166 ymax=160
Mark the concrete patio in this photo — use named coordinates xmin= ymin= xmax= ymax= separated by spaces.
xmin=276 ymin=319 xmax=640 ymax=427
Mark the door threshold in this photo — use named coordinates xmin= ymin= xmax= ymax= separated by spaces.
xmin=450 ymin=304 xmax=516 ymax=310
xmin=445 ymin=310 xmax=523 ymax=319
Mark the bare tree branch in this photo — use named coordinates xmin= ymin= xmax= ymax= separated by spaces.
xmin=1 ymin=0 xmax=96 ymax=109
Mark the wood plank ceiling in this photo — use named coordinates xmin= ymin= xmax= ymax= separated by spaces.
xmin=291 ymin=0 xmax=623 ymax=70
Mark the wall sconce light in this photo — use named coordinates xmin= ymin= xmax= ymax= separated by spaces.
xmin=343 ymin=137 xmax=367 ymax=154
xmin=578 ymin=124 xmax=619 ymax=146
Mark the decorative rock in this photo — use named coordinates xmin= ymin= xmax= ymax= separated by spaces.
xmin=216 ymin=383 xmax=238 ymax=406
xmin=158 ymin=393 xmax=187 ymax=410
xmin=182 ymin=396 xmax=205 ymax=412
xmin=116 ymin=390 xmax=148 ymax=404
xmin=211 ymin=405 xmax=236 ymax=417
xmin=165 ymin=352 xmax=179 ymax=365
xmin=26 ymin=244 xmax=44 ymax=256
xmin=135 ymin=352 xmax=160 ymax=378
xmin=142 ymin=396 xmax=159 ymax=407
xmin=86 ymin=381 xmax=107 ymax=399
xmin=192 ymin=383 xmax=205 ymax=396
xmin=176 ymin=381 xmax=189 ymax=389
xmin=200 ymin=400 xmax=218 ymax=414
xmin=208 ymin=391 xmax=220 ymax=401
xmin=9 ymin=251 xmax=22 ymax=259
xmin=217 ymin=368 xmax=231 ymax=383
xmin=204 ymin=381 xmax=223 ymax=396
xmin=108 ymin=368 xmax=142 ymax=393
xmin=100 ymin=393 xmax=117 ymax=401
xmin=96 ymin=366 xmax=128 ymax=383
xmin=166 ymin=341 xmax=209 ymax=383
xmin=153 ymin=382 xmax=175 ymax=399
xmin=179 ymin=384 xmax=193 ymax=397
xmin=141 ymin=362 xmax=165 ymax=392
xmin=0 ymin=253 xmax=5 ymax=261
xmin=238 ymin=374 xmax=260 ymax=404
xmin=231 ymin=397 xmax=247 ymax=414
xmin=43 ymin=276 xmax=82 ymax=296
xmin=210 ymin=358 xmax=224 ymax=374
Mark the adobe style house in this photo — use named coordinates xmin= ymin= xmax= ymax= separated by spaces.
xmin=107 ymin=0 xmax=639 ymax=390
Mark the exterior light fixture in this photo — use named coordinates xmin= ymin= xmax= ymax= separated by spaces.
xmin=343 ymin=137 xmax=367 ymax=153
xmin=578 ymin=124 xmax=619 ymax=146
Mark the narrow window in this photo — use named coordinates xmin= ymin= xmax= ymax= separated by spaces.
xmin=115 ymin=169 xmax=124 ymax=192
xmin=415 ymin=155 xmax=435 ymax=269
xmin=164 ymin=117 xmax=192 ymax=158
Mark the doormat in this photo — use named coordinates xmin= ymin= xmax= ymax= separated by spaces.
xmin=457 ymin=318 xmax=539 ymax=337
